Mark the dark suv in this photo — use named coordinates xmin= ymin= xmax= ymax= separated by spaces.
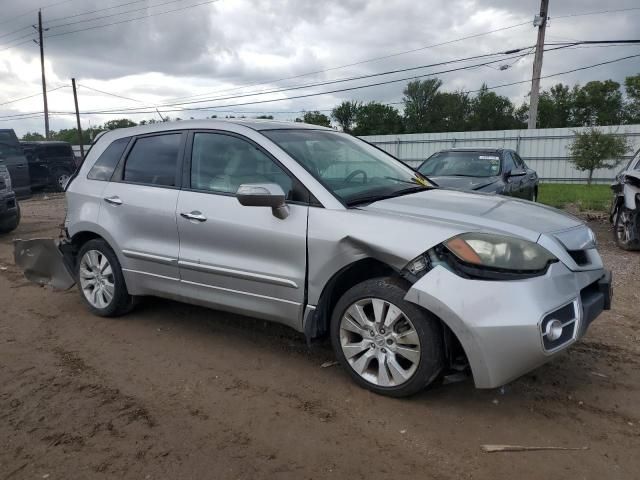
xmin=0 ymin=129 xmax=31 ymax=199
xmin=0 ymin=161 xmax=20 ymax=233
xmin=21 ymin=141 xmax=77 ymax=192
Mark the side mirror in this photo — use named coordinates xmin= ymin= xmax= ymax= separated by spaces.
xmin=236 ymin=183 xmax=290 ymax=219
xmin=509 ymin=168 xmax=527 ymax=177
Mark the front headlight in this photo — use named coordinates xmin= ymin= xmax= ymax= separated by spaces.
xmin=441 ymin=232 xmax=557 ymax=279
xmin=0 ymin=166 xmax=10 ymax=192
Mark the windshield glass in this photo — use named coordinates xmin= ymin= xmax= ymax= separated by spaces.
xmin=262 ymin=129 xmax=432 ymax=206
xmin=419 ymin=151 xmax=501 ymax=178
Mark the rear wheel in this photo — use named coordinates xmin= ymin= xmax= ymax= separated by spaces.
xmin=77 ymin=239 xmax=135 ymax=316
xmin=614 ymin=207 xmax=640 ymax=250
xmin=52 ymin=169 xmax=71 ymax=192
xmin=0 ymin=203 xmax=20 ymax=234
xmin=330 ymin=277 xmax=444 ymax=397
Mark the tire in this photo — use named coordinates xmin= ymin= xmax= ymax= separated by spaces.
xmin=0 ymin=203 xmax=20 ymax=234
xmin=613 ymin=207 xmax=640 ymax=251
xmin=531 ymin=188 xmax=538 ymax=202
xmin=76 ymin=239 xmax=136 ymax=317
xmin=51 ymin=169 xmax=71 ymax=192
xmin=330 ymin=277 xmax=444 ymax=397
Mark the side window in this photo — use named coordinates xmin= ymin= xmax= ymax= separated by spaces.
xmin=87 ymin=137 xmax=130 ymax=181
xmin=123 ymin=134 xmax=182 ymax=187
xmin=503 ymin=152 xmax=516 ymax=173
xmin=190 ymin=133 xmax=293 ymax=198
xmin=512 ymin=152 xmax=525 ymax=169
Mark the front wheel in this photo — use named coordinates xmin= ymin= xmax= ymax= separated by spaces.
xmin=330 ymin=277 xmax=444 ymax=397
xmin=52 ymin=169 xmax=71 ymax=192
xmin=614 ymin=207 xmax=640 ymax=251
xmin=77 ymin=239 xmax=136 ymax=316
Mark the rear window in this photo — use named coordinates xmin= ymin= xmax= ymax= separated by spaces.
xmin=87 ymin=137 xmax=130 ymax=181
xmin=42 ymin=145 xmax=73 ymax=158
xmin=0 ymin=131 xmax=22 ymax=159
xmin=123 ymin=134 xmax=181 ymax=187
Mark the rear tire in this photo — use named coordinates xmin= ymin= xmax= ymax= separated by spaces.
xmin=51 ymin=169 xmax=71 ymax=192
xmin=330 ymin=277 xmax=444 ymax=397
xmin=76 ymin=239 xmax=136 ymax=317
xmin=0 ymin=203 xmax=20 ymax=234
xmin=614 ymin=207 xmax=640 ymax=251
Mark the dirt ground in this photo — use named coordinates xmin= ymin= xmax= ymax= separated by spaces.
xmin=1 ymin=194 xmax=639 ymax=480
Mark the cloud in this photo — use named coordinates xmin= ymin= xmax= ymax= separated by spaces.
xmin=1 ymin=0 xmax=639 ymax=136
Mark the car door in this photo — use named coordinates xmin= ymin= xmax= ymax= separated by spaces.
xmin=99 ymin=131 xmax=186 ymax=293
xmin=513 ymin=151 xmax=536 ymax=199
xmin=25 ymin=146 xmax=49 ymax=189
xmin=176 ymin=130 xmax=309 ymax=328
xmin=501 ymin=151 xmax=519 ymax=197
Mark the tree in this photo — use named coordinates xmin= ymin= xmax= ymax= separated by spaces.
xmin=467 ymin=84 xmax=522 ymax=130
xmin=255 ymin=115 xmax=274 ymax=119
xmin=573 ymin=80 xmax=624 ymax=126
xmin=402 ymin=78 xmax=442 ymax=133
xmin=352 ymin=102 xmax=403 ymax=136
xmin=538 ymin=84 xmax=574 ymax=128
xmin=296 ymin=111 xmax=331 ymax=127
xmin=568 ymin=128 xmax=630 ymax=184
xmin=624 ymin=73 xmax=640 ymax=124
xmin=21 ymin=132 xmax=45 ymax=141
xmin=103 ymin=118 xmax=137 ymax=130
xmin=331 ymin=101 xmax=361 ymax=133
xmin=429 ymin=91 xmax=472 ymax=132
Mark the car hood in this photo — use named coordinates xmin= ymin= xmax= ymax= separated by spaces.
xmin=429 ymin=175 xmax=500 ymax=191
xmin=359 ymin=188 xmax=583 ymax=242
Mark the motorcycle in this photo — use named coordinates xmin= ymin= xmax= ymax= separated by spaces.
xmin=610 ymin=150 xmax=640 ymax=251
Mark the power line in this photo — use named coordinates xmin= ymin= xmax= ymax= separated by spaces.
xmin=0 ymin=0 xmax=76 ymax=28
xmin=0 ymin=85 xmax=69 ymax=106
xmin=47 ymin=0 xmax=194 ymax=30
xmin=77 ymin=84 xmax=146 ymax=104
xmin=43 ymin=0 xmax=222 ymax=39
xmin=553 ymin=6 xmax=640 ymax=19
xmin=44 ymin=0 xmax=149 ymax=25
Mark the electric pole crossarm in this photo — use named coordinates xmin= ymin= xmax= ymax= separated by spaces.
xmin=528 ymin=0 xmax=549 ymax=130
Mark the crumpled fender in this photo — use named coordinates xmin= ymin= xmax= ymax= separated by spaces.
xmin=13 ymin=238 xmax=76 ymax=290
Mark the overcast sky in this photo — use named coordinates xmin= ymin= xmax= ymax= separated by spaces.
xmin=1 ymin=0 xmax=639 ymax=137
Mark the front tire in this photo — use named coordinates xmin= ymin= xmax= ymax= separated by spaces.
xmin=52 ymin=169 xmax=71 ymax=192
xmin=614 ymin=207 xmax=640 ymax=251
xmin=330 ymin=277 xmax=444 ymax=397
xmin=76 ymin=239 xmax=135 ymax=317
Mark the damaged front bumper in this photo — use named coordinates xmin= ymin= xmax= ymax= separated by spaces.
xmin=14 ymin=238 xmax=76 ymax=290
xmin=405 ymin=262 xmax=612 ymax=388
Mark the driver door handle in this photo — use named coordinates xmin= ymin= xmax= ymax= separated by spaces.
xmin=181 ymin=211 xmax=207 ymax=222
xmin=104 ymin=196 xmax=123 ymax=206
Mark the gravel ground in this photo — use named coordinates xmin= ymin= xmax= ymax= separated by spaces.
xmin=1 ymin=194 xmax=639 ymax=479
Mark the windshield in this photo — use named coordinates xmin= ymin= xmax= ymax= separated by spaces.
xmin=418 ymin=151 xmax=502 ymax=178
xmin=262 ymin=129 xmax=432 ymax=206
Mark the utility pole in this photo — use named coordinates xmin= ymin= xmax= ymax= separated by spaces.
xmin=36 ymin=9 xmax=50 ymax=138
xmin=71 ymin=78 xmax=84 ymax=160
xmin=527 ymin=0 xmax=549 ymax=130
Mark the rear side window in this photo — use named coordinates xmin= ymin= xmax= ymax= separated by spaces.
xmin=43 ymin=145 xmax=73 ymax=158
xmin=124 ymin=134 xmax=182 ymax=187
xmin=88 ymin=137 xmax=129 ymax=181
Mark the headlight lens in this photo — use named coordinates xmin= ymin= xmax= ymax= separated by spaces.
xmin=444 ymin=233 xmax=557 ymax=272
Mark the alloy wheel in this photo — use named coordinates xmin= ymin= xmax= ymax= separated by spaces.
xmin=57 ymin=173 xmax=70 ymax=190
xmin=79 ymin=250 xmax=115 ymax=309
xmin=339 ymin=298 xmax=420 ymax=387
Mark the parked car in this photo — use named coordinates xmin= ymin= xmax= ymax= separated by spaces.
xmin=0 ymin=129 xmax=31 ymax=199
xmin=21 ymin=141 xmax=77 ymax=192
xmin=14 ymin=120 xmax=611 ymax=397
xmin=610 ymin=148 xmax=640 ymax=250
xmin=417 ymin=148 xmax=539 ymax=201
xmin=0 ymin=161 xmax=20 ymax=233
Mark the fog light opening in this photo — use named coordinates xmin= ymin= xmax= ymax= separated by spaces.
xmin=545 ymin=319 xmax=563 ymax=341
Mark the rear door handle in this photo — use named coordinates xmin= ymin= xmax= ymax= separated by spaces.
xmin=181 ymin=211 xmax=207 ymax=222
xmin=104 ymin=196 xmax=123 ymax=206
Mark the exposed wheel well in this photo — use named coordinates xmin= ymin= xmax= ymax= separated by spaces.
xmin=305 ymin=258 xmax=469 ymax=373
xmin=62 ymin=231 xmax=105 ymax=271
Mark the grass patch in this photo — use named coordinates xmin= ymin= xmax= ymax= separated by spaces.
xmin=538 ymin=183 xmax=611 ymax=211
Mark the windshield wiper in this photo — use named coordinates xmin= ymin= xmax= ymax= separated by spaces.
xmin=347 ymin=186 xmax=428 ymax=207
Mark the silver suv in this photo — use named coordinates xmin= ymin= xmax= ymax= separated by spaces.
xmin=29 ymin=120 xmax=612 ymax=397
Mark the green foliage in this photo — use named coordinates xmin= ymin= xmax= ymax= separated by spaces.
xmin=21 ymin=132 xmax=45 ymax=141
xmin=572 ymin=80 xmax=624 ymax=126
xmin=624 ymin=73 xmax=640 ymax=123
xmin=331 ymin=101 xmax=361 ymax=133
xmin=429 ymin=91 xmax=472 ymax=132
xmin=103 ymin=118 xmax=137 ymax=130
xmin=538 ymin=84 xmax=573 ymax=128
xmin=568 ymin=128 xmax=630 ymax=184
xmin=402 ymin=79 xmax=442 ymax=133
xmin=352 ymin=102 xmax=403 ymax=136
xmin=468 ymin=84 xmax=524 ymax=131
xmin=538 ymin=183 xmax=611 ymax=211
xmin=296 ymin=111 xmax=332 ymax=127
